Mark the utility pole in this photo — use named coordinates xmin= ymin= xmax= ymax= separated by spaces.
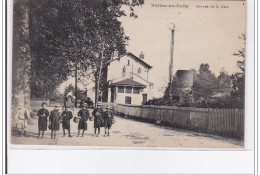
xmin=95 ymin=42 xmax=105 ymax=107
xmin=169 ymin=24 xmax=175 ymax=102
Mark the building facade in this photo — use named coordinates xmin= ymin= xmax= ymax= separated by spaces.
xmin=102 ymin=52 xmax=153 ymax=105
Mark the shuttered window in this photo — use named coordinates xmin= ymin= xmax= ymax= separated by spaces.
xmin=125 ymin=87 xmax=132 ymax=94
xmin=133 ymin=87 xmax=140 ymax=94
xmin=118 ymin=86 xmax=124 ymax=93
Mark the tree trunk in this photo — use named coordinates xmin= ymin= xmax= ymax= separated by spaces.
xmin=12 ymin=0 xmax=31 ymax=118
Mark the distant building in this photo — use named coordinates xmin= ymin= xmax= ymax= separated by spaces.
xmin=101 ymin=51 xmax=153 ymax=105
xmin=173 ymin=70 xmax=194 ymax=104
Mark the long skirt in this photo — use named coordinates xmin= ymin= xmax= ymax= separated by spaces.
xmin=50 ymin=118 xmax=60 ymax=131
xmin=94 ymin=116 xmax=103 ymax=128
xmin=38 ymin=117 xmax=48 ymax=131
xmin=62 ymin=120 xmax=70 ymax=130
xmin=78 ymin=118 xmax=87 ymax=130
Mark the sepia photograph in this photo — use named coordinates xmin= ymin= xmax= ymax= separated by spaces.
xmin=11 ymin=0 xmax=246 ymax=149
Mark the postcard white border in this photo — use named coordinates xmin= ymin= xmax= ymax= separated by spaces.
xmin=4 ymin=0 xmax=256 ymax=174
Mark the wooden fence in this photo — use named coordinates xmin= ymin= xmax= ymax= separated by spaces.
xmin=101 ymin=103 xmax=244 ymax=139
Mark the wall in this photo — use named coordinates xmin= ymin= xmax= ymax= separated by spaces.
xmin=108 ymin=86 xmax=144 ymax=105
xmin=107 ymin=54 xmax=150 ymax=82
xmin=101 ymin=103 xmax=244 ymax=139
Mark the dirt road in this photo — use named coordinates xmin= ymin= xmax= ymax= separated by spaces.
xmin=11 ymin=108 xmax=243 ymax=148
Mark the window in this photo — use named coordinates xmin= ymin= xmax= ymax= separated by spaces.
xmin=142 ymin=94 xmax=147 ymax=104
xmin=138 ymin=67 xmax=141 ymax=74
xmin=125 ymin=96 xmax=131 ymax=104
xmin=133 ymin=87 xmax=140 ymax=94
xmin=127 ymin=60 xmax=130 ymax=66
xmin=118 ymin=86 xmax=124 ymax=93
xmin=125 ymin=87 xmax=132 ymax=94
xmin=122 ymin=66 xmax=126 ymax=76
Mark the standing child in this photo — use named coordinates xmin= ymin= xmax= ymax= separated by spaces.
xmin=37 ymin=102 xmax=49 ymax=139
xmin=103 ymin=106 xmax=114 ymax=137
xmin=61 ymin=107 xmax=73 ymax=137
xmin=49 ymin=106 xmax=61 ymax=139
xmin=92 ymin=103 xmax=104 ymax=137
xmin=15 ymin=106 xmax=29 ymax=137
xmin=77 ymin=103 xmax=89 ymax=137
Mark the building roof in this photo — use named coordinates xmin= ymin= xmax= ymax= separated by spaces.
xmin=107 ymin=52 xmax=152 ymax=69
xmin=110 ymin=78 xmax=146 ymax=88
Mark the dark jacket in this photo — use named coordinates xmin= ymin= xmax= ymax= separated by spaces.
xmin=92 ymin=108 xmax=103 ymax=128
xmin=37 ymin=108 xmax=49 ymax=131
xmin=61 ymin=110 xmax=73 ymax=129
xmin=49 ymin=110 xmax=61 ymax=131
xmin=103 ymin=111 xmax=113 ymax=129
xmin=77 ymin=109 xmax=89 ymax=130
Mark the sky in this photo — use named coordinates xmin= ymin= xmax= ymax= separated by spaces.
xmin=58 ymin=0 xmax=246 ymax=98
xmin=119 ymin=0 xmax=246 ymax=97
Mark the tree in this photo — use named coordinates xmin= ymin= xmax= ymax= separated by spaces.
xmin=27 ymin=0 xmax=144 ymax=105
xmin=231 ymin=34 xmax=246 ymax=100
xmin=217 ymin=68 xmax=232 ymax=94
xmin=193 ymin=63 xmax=219 ymax=101
xmin=12 ymin=0 xmax=31 ymax=116
xmin=233 ymin=34 xmax=246 ymax=74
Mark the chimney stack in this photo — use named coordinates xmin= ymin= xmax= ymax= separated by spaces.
xmin=112 ymin=49 xmax=119 ymax=60
xmin=139 ymin=51 xmax=144 ymax=59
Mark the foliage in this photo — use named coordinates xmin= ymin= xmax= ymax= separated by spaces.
xmin=12 ymin=2 xmax=31 ymax=94
xmin=192 ymin=63 xmax=219 ymax=101
xmin=144 ymin=97 xmax=173 ymax=106
xmin=233 ymin=34 xmax=246 ymax=74
xmin=230 ymin=34 xmax=246 ymax=101
xmin=193 ymin=96 xmax=244 ymax=109
xmin=159 ymin=62 xmax=243 ymax=109
xmin=27 ymin=0 xmax=144 ymax=98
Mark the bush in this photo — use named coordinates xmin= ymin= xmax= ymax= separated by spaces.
xmin=145 ymin=96 xmax=244 ymax=109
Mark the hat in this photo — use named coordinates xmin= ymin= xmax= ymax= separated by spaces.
xmin=41 ymin=102 xmax=47 ymax=106
xmin=105 ymin=106 xmax=112 ymax=110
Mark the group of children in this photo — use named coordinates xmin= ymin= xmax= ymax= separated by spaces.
xmin=36 ymin=102 xmax=114 ymax=139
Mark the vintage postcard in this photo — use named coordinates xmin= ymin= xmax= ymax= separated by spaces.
xmin=11 ymin=0 xmax=246 ymax=149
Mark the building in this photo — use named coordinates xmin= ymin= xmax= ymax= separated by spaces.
xmin=101 ymin=51 xmax=153 ymax=105
xmin=172 ymin=70 xmax=194 ymax=104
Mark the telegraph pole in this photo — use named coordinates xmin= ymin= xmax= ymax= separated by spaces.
xmin=169 ymin=24 xmax=175 ymax=101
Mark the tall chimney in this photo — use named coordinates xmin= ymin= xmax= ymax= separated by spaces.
xmin=139 ymin=51 xmax=144 ymax=59
xmin=112 ymin=49 xmax=119 ymax=60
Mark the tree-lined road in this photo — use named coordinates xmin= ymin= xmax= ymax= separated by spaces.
xmin=11 ymin=108 xmax=243 ymax=148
